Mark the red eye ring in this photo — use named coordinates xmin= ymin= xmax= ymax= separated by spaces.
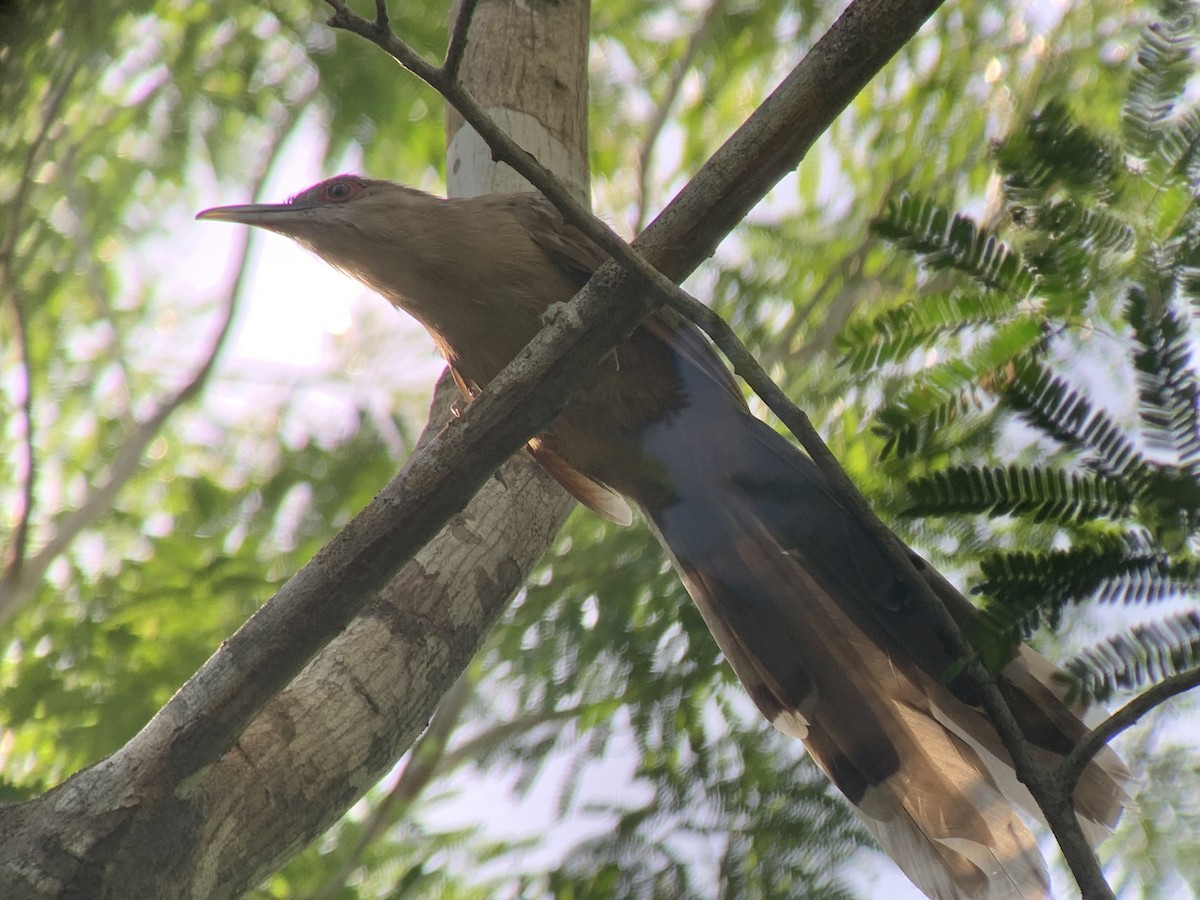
xmin=323 ymin=179 xmax=361 ymax=202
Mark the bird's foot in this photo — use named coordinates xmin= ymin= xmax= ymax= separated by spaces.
xmin=541 ymin=301 xmax=567 ymax=326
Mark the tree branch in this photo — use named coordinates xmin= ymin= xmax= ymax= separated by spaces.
xmin=322 ymin=1 xmax=1118 ymax=895
xmin=443 ymin=0 xmax=480 ymax=81
xmin=0 ymin=100 xmax=313 ymax=628
xmin=1061 ymin=665 xmax=1200 ymax=792
xmin=2 ymin=283 xmax=35 ymax=587
xmin=632 ymin=0 xmax=726 ymax=234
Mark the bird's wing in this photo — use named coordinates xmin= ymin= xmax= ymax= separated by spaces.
xmin=507 ymin=193 xmax=609 ymax=279
xmin=527 ymin=440 xmax=633 ymax=525
xmin=640 ymin=310 xmax=747 ymax=407
xmin=625 ymin=320 xmax=1127 ymax=899
xmin=443 ymin=356 xmax=634 ymax=526
xmin=467 ymin=193 xmax=633 ymax=525
xmin=513 ymin=193 xmax=746 ymax=406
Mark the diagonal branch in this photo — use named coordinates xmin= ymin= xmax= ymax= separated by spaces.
xmin=323 ymin=2 xmax=1115 ymax=895
xmin=632 ymin=0 xmax=727 ymax=234
xmin=443 ymin=0 xmax=481 ymax=81
xmin=1060 ymin=665 xmax=1200 ymax=791
xmin=0 ymin=101 xmax=313 ymax=628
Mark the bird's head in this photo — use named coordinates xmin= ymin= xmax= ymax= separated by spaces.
xmin=197 ymin=175 xmax=442 ymax=289
xmin=196 ymin=175 xmax=554 ymax=382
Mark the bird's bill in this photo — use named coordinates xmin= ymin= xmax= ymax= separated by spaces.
xmin=195 ymin=202 xmax=309 ymax=225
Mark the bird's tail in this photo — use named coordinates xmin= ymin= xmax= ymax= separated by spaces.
xmin=625 ymin=348 xmax=1129 ymax=899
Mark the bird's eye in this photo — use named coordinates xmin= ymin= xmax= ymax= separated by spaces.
xmin=323 ymin=180 xmax=359 ymax=202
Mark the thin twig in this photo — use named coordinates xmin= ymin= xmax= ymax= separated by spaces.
xmin=326 ymin=0 xmax=431 ymax=76
xmin=59 ymin=141 xmax=140 ymax=424
xmin=324 ymin=3 xmax=1115 ymax=896
xmin=633 ymin=0 xmax=726 ymax=233
xmin=1 ymin=58 xmax=81 ymax=263
xmin=3 ymin=286 xmax=34 ymax=586
xmin=443 ymin=0 xmax=481 ymax=81
xmin=372 ymin=0 xmax=388 ymax=29
xmin=1 ymin=57 xmax=81 ymax=585
xmin=1060 ymin=665 xmax=1200 ymax=791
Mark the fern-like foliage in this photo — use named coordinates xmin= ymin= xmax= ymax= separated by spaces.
xmin=1065 ymin=610 xmax=1200 ymax=704
xmin=1128 ymin=282 xmax=1200 ymax=474
xmin=838 ymin=290 xmax=1018 ymax=375
xmin=1123 ymin=0 xmax=1199 ymax=160
xmin=848 ymin=1 xmax=1200 ymax=695
xmin=996 ymin=100 xmax=1125 ymax=205
xmin=905 ymin=464 xmax=1134 ymax=524
xmin=976 ymin=531 xmax=1200 ymax=643
xmin=1156 ymin=105 xmax=1200 ymax=187
xmin=1001 ymin=358 xmax=1153 ymax=486
xmin=872 ymin=195 xmax=1036 ymax=295
xmin=870 ymin=319 xmax=1047 ymax=458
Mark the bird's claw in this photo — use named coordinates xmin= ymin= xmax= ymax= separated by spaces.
xmin=541 ymin=301 xmax=567 ymax=326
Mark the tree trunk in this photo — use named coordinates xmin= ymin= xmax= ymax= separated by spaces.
xmin=0 ymin=0 xmax=953 ymax=894
xmin=0 ymin=3 xmax=588 ymax=897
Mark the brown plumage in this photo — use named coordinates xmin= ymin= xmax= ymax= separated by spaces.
xmin=198 ymin=176 xmax=1131 ymax=899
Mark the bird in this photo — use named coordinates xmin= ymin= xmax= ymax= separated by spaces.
xmin=198 ymin=176 xmax=1130 ymax=900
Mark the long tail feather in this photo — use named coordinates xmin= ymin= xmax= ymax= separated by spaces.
xmin=618 ymin=321 xmax=1128 ymax=900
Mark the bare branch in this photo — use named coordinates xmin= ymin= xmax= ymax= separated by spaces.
xmin=325 ymin=0 xmax=433 ymax=78
xmin=2 ymin=286 xmax=35 ymax=586
xmin=310 ymin=673 xmax=475 ymax=900
xmin=1060 ymin=665 xmax=1200 ymax=791
xmin=373 ymin=0 xmax=388 ymax=29
xmin=1 ymin=57 xmax=82 ymax=586
xmin=443 ymin=0 xmax=481 ymax=81
xmin=1 ymin=58 xmax=80 ymax=264
xmin=633 ymin=0 xmax=727 ymax=233
xmin=321 ymin=2 xmax=1119 ymax=895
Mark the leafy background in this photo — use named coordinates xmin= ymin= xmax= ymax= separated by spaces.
xmin=2 ymin=0 xmax=1197 ymax=897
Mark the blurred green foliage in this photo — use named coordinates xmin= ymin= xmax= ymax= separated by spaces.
xmin=2 ymin=0 xmax=1197 ymax=897
xmin=841 ymin=3 xmax=1200 ymax=681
